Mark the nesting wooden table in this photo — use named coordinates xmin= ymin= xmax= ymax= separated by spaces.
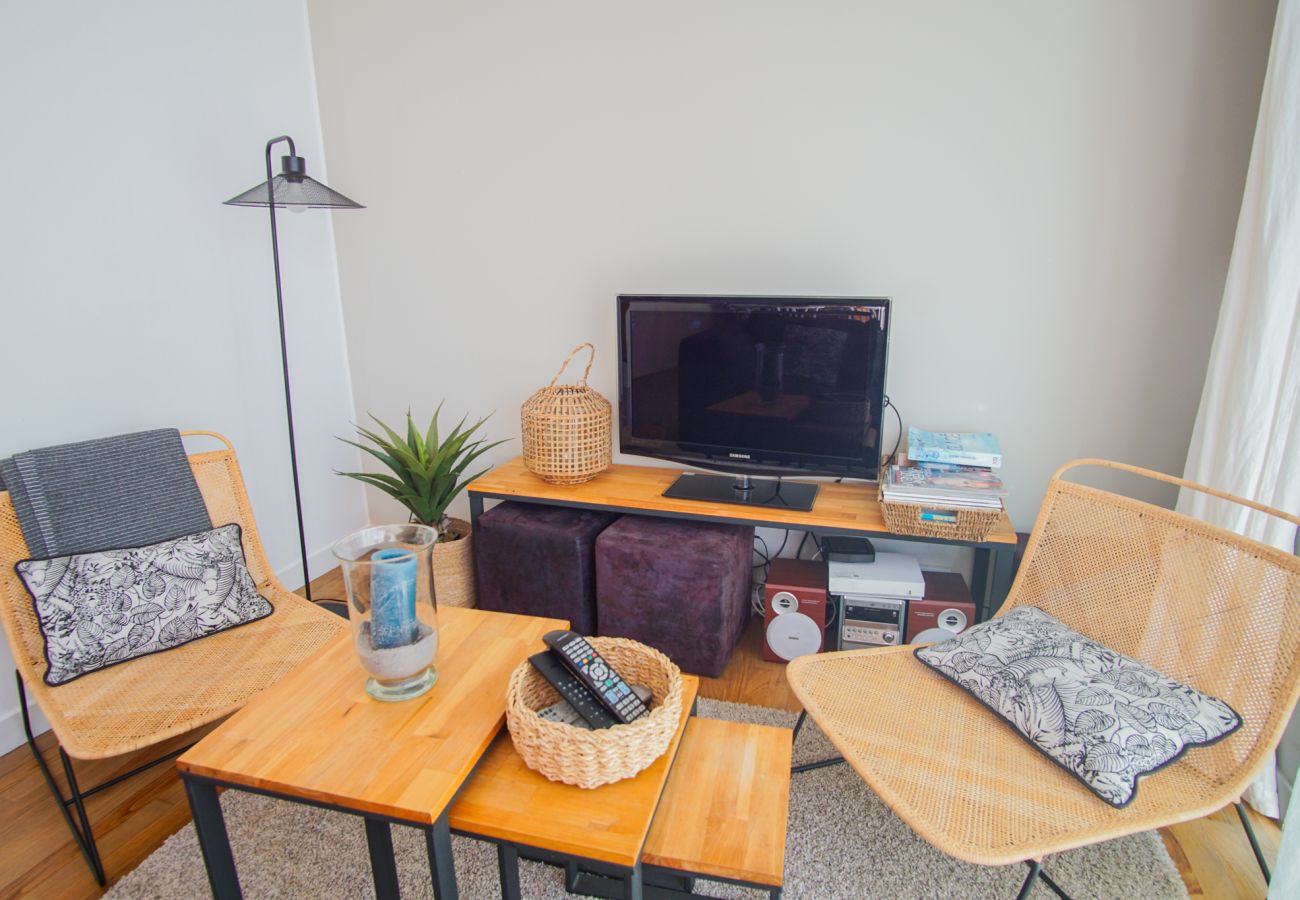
xmin=179 ymin=605 xmax=791 ymax=900
xmin=177 ymin=606 xmax=566 ymax=900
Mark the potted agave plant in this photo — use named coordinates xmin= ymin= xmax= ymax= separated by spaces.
xmin=337 ymin=404 xmax=505 ymax=608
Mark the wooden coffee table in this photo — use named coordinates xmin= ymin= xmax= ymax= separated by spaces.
xmin=448 ymin=674 xmax=700 ymax=899
xmin=177 ymin=606 xmax=566 ymax=900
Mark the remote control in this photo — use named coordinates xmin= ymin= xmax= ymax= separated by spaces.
xmin=542 ymin=630 xmax=650 ymax=724
xmin=538 ymin=684 xmax=653 ymax=730
xmin=528 ymin=652 xmax=617 ymax=729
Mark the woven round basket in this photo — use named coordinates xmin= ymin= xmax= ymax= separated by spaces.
xmin=506 ymin=637 xmax=683 ymax=789
xmin=521 ymin=343 xmax=611 ymax=485
xmin=432 ymin=517 xmax=475 ymax=608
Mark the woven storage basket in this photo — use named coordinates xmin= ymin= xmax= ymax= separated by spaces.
xmin=878 ymin=482 xmax=1004 ymax=542
xmin=432 ymin=516 xmax=476 ymax=608
xmin=506 ymin=637 xmax=683 ymax=788
xmin=521 ymin=343 xmax=611 ymax=485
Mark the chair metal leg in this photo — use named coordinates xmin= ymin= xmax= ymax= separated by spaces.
xmin=17 ymin=671 xmax=106 ymax=886
xmin=1037 ymin=868 xmax=1072 ymax=900
xmin=792 ymin=710 xmax=807 ymax=742
xmin=789 ymin=709 xmax=847 ymax=773
xmin=1016 ymin=860 xmax=1041 ymax=900
xmin=791 ymin=755 xmax=846 ymax=774
xmin=16 ymin=669 xmax=191 ymax=887
xmin=1235 ymin=802 xmax=1271 ymax=884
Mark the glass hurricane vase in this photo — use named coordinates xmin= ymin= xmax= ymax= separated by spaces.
xmin=332 ymin=524 xmax=439 ymax=701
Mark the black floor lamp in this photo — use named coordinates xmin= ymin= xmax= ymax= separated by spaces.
xmin=225 ymin=135 xmax=363 ymax=601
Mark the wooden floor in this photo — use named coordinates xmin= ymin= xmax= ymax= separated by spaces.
xmin=0 ymin=568 xmax=1281 ymax=898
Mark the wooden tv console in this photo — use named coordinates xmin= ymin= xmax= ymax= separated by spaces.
xmin=467 ymin=457 xmax=1019 ymax=622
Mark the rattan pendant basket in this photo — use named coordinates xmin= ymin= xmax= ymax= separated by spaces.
xmin=521 ymin=343 xmax=612 ymax=484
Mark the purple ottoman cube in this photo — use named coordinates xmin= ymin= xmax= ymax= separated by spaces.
xmin=595 ymin=516 xmax=754 ymax=677
xmin=475 ymin=502 xmax=618 ymax=635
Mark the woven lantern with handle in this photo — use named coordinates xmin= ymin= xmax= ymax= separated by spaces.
xmin=521 ymin=342 xmax=612 ymax=484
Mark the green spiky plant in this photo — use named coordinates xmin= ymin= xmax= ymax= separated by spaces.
xmin=336 ymin=405 xmax=507 ymax=541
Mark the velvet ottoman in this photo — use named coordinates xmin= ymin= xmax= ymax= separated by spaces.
xmin=474 ymin=502 xmax=618 ymax=635
xmin=595 ymin=516 xmax=754 ymax=677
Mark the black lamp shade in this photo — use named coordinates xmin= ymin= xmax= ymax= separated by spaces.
xmin=224 ymin=156 xmax=363 ymax=209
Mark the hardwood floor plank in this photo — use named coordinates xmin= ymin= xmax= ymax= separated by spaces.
xmin=0 ymin=566 xmax=1282 ymax=897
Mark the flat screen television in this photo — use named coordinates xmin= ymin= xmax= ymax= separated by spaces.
xmin=617 ymin=294 xmax=890 ymax=511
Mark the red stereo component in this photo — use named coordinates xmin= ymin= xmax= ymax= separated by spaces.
xmin=762 ymin=558 xmax=828 ymax=663
xmin=905 ymin=572 xmax=976 ymax=643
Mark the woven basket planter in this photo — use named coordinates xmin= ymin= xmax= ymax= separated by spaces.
xmin=521 ymin=343 xmax=611 ymax=485
xmin=432 ymin=517 xmax=476 ymax=608
xmin=506 ymin=637 xmax=683 ymax=788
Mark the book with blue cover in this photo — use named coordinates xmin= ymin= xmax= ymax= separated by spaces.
xmin=907 ymin=428 xmax=1003 ymax=468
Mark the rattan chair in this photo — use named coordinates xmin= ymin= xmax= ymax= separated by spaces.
xmin=787 ymin=459 xmax=1300 ymax=898
xmin=0 ymin=431 xmax=346 ymax=885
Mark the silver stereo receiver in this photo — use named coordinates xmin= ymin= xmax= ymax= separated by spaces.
xmin=837 ymin=594 xmax=907 ymax=649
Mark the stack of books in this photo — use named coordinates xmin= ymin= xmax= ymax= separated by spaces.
xmin=883 ymin=429 xmax=1006 ymax=519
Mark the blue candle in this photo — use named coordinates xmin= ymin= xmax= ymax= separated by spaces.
xmin=370 ymin=548 xmax=417 ymax=649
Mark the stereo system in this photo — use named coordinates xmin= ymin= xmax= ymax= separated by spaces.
xmin=762 ymin=558 xmax=828 ymax=662
xmin=839 ymin=595 xmax=906 ymax=648
xmin=829 ymin=553 xmax=924 ymax=650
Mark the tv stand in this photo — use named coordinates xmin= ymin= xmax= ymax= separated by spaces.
xmin=467 ymin=457 xmax=1019 ymax=623
xmin=662 ymin=472 xmax=819 ymax=511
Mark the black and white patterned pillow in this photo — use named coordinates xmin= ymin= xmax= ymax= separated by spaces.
xmin=915 ymin=606 xmax=1240 ymax=807
xmin=16 ymin=524 xmax=273 ymax=686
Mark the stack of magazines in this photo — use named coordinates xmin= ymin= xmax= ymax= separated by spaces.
xmin=883 ymin=429 xmax=1006 ymax=515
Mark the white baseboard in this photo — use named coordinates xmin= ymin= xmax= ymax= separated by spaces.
xmin=0 ymin=696 xmax=49 ymax=755
xmin=276 ymin=543 xmax=345 ymax=595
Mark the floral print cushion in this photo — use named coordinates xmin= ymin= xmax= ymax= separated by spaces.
xmin=914 ymin=606 xmax=1241 ymax=807
xmin=16 ymin=524 xmax=273 ymax=686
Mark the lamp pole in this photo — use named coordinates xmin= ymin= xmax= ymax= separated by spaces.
xmin=261 ymin=135 xmax=315 ymax=601
xmin=226 ymin=135 xmax=363 ymax=602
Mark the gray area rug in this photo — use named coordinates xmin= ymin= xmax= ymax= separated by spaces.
xmin=109 ymin=699 xmax=1187 ymax=899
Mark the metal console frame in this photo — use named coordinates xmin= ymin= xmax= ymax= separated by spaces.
xmin=467 ymin=491 xmax=1017 ymax=624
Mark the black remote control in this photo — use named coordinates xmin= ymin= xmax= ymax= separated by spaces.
xmin=528 ymin=652 xmax=617 ymax=729
xmin=542 ymin=630 xmax=650 ymax=724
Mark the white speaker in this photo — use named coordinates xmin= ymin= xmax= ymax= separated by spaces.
xmin=935 ymin=607 xmax=968 ymax=633
xmin=765 ymin=604 xmax=824 ymax=661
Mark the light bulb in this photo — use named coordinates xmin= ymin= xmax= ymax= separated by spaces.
xmin=288 ymin=205 xmax=308 ymax=215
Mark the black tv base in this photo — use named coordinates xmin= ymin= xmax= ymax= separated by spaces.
xmin=662 ymin=472 xmax=819 ymax=512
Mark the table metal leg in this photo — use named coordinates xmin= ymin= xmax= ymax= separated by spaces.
xmin=497 ymin=844 xmax=521 ymax=900
xmin=971 ymin=547 xmax=991 ymax=622
xmin=365 ymin=818 xmax=401 ymax=899
xmin=469 ymin=493 xmax=484 ymax=532
xmin=989 ymin=545 xmax=1016 ymax=613
xmin=623 ymin=861 xmax=643 ymax=900
xmin=184 ymin=778 xmax=242 ymax=900
xmin=425 ymin=811 xmax=459 ymax=900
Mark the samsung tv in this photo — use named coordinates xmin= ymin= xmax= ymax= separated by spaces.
xmin=617 ymin=294 xmax=890 ymax=511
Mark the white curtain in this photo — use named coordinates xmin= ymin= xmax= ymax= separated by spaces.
xmin=1178 ymin=0 xmax=1300 ymax=889
xmin=1182 ymin=0 xmax=1300 ymax=812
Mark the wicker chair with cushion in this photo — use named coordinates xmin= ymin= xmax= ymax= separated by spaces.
xmin=787 ymin=459 xmax=1300 ymax=897
xmin=0 ymin=431 xmax=346 ymax=885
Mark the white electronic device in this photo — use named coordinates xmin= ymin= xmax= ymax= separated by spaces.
xmin=827 ymin=552 xmax=924 ymax=599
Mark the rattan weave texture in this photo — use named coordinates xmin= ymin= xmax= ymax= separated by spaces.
xmin=788 ymin=459 xmax=1300 ymax=866
xmin=0 ymin=432 xmax=346 ymax=760
xmin=520 ymin=343 xmax=612 ymax=485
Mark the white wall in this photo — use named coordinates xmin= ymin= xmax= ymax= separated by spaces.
xmin=0 ymin=1 xmax=367 ymax=752
xmin=308 ymin=0 xmax=1274 ymax=541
